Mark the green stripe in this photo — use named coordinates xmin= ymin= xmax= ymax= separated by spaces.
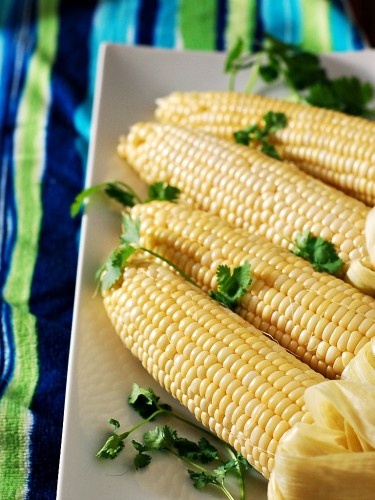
xmin=300 ymin=0 xmax=332 ymax=52
xmin=225 ymin=0 xmax=257 ymax=51
xmin=179 ymin=0 xmax=217 ymax=50
xmin=0 ymin=0 xmax=60 ymax=498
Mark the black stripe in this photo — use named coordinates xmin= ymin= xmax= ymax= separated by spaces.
xmin=216 ymin=0 xmax=228 ymax=50
xmin=136 ymin=0 xmax=159 ymax=46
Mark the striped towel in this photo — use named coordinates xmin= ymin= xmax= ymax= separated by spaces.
xmin=0 ymin=1 xmax=366 ymax=498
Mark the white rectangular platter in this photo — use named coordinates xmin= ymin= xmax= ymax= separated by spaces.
xmin=57 ymin=44 xmax=375 ymax=500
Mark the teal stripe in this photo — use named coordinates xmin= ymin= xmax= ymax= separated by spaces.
xmin=261 ymin=0 xmax=302 ymax=44
xmin=0 ymin=0 xmax=59 ymax=498
xmin=74 ymin=0 xmax=140 ymax=145
xmin=329 ymin=1 xmax=352 ymax=51
xmin=154 ymin=0 xmax=177 ymax=48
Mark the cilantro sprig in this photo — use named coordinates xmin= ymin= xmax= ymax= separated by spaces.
xmin=97 ymin=384 xmax=252 ymax=499
xmin=96 ymin=212 xmax=197 ymax=291
xmin=224 ymin=34 xmax=375 ymax=117
xmin=96 ymin=384 xmax=172 ymax=459
xmin=97 ymin=213 xmax=253 ymax=310
xmin=289 ymin=230 xmax=344 ymax=275
xmin=71 ymin=180 xmax=180 ymax=217
xmin=210 ymin=261 xmax=252 ymax=310
xmin=233 ymin=111 xmax=287 ymax=159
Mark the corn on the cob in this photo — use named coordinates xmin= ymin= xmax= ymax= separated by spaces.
xmin=155 ymin=91 xmax=375 ymax=206
xmin=130 ymin=201 xmax=375 ymax=379
xmin=102 ymin=255 xmax=325 ymax=479
xmin=118 ymin=122 xmax=375 ymax=294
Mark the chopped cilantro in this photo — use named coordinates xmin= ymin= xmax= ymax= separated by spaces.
xmin=188 ymin=470 xmax=219 ymax=489
xmin=290 ymin=230 xmax=344 ymax=275
xmin=146 ymin=181 xmax=181 ymax=203
xmin=128 ymin=383 xmax=172 ymax=419
xmin=210 ymin=261 xmax=252 ymax=310
xmin=234 ymin=111 xmax=287 ymax=160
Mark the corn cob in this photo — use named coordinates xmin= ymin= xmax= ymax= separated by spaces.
xmin=130 ymin=201 xmax=375 ymax=379
xmin=118 ymin=122 xmax=375 ymax=294
xmin=102 ymin=254 xmax=325 ymax=479
xmin=155 ymin=91 xmax=375 ymax=206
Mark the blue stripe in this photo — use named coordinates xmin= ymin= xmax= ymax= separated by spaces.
xmin=136 ymin=0 xmax=159 ymax=45
xmin=260 ymin=0 xmax=301 ymax=44
xmin=154 ymin=0 xmax=177 ymax=48
xmin=27 ymin=5 xmax=93 ymax=498
xmin=351 ymin=22 xmax=365 ymax=50
xmin=0 ymin=0 xmax=36 ymax=399
xmin=0 ymin=162 xmax=17 ymax=398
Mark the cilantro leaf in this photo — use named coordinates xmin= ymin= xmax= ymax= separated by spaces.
xmin=143 ymin=426 xmax=177 ymax=450
xmin=188 ymin=470 xmax=219 ymax=489
xmin=210 ymin=262 xmax=252 ymax=311
xmin=128 ymin=383 xmax=171 ymax=419
xmin=234 ymin=111 xmax=287 ymax=160
xmin=259 ymin=63 xmax=279 ymax=82
xmin=260 ymin=34 xmax=327 ymax=92
xmin=70 ymin=184 xmax=105 ymax=217
xmin=306 ymin=76 xmax=374 ymax=116
xmin=237 ymin=454 xmax=252 ymax=470
xmin=212 ymin=459 xmax=238 ymax=483
xmin=134 ymin=452 xmax=152 ymax=470
xmin=263 ymin=110 xmax=288 ymax=133
xmin=260 ymin=142 xmax=281 ymax=160
xmin=96 ymin=419 xmax=128 ymax=459
xmin=290 ymin=231 xmax=344 ymax=275
xmin=147 ymin=182 xmax=181 ymax=202
xmin=132 ymin=440 xmax=153 ymax=470
xmin=104 ymin=183 xmax=138 ymax=207
xmin=174 ymin=437 xmax=218 ymax=464
xmin=70 ymin=181 xmax=141 ymax=217
xmin=224 ymin=37 xmax=244 ymax=74
xmin=121 ymin=213 xmax=141 ymax=245
xmin=98 ymin=244 xmax=138 ymax=291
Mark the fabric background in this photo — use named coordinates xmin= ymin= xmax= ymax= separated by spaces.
xmin=0 ymin=1 xmax=367 ymax=498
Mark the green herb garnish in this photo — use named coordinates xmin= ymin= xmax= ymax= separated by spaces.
xmin=71 ymin=180 xmax=180 ymax=217
xmin=224 ymin=34 xmax=375 ymax=117
xmin=305 ymin=76 xmax=374 ymax=116
xmin=97 ymin=384 xmax=252 ymax=499
xmin=97 ymin=213 xmax=197 ymax=291
xmin=146 ymin=181 xmax=181 ymax=202
xmin=290 ymin=230 xmax=344 ymax=275
xmin=234 ymin=111 xmax=287 ymax=159
xmin=224 ymin=38 xmax=246 ymax=91
xmin=210 ymin=261 xmax=252 ymax=310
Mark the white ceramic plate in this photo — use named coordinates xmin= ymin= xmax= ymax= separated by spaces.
xmin=57 ymin=44 xmax=375 ymax=500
